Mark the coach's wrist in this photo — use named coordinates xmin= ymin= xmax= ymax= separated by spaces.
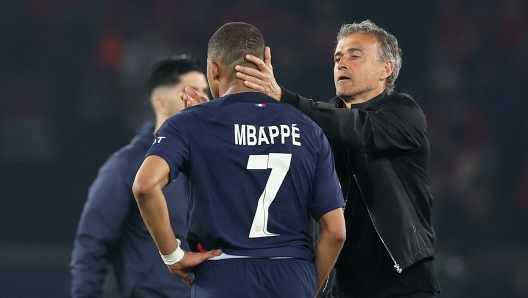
xmin=160 ymin=239 xmax=185 ymax=265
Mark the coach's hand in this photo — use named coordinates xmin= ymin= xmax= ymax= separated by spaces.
xmin=181 ymin=86 xmax=209 ymax=108
xmin=235 ymin=46 xmax=282 ymax=100
xmin=167 ymin=249 xmax=222 ymax=288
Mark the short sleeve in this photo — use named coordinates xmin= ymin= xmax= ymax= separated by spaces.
xmin=309 ymin=128 xmax=345 ymax=220
xmin=146 ymin=117 xmax=190 ymax=182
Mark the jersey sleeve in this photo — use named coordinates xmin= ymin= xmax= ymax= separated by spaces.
xmin=309 ymin=128 xmax=345 ymax=220
xmin=146 ymin=117 xmax=190 ymax=182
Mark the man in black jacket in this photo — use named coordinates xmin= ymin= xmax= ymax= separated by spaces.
xmin=229 ymin=19 xmax=441 ymax=297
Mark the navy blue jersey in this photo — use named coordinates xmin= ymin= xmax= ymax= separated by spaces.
xmin=147 ymin=92 xmax=344 ymax=261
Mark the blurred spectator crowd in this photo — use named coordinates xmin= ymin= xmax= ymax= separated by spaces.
xmin=425 ymin=0 xmax=528 ymax=296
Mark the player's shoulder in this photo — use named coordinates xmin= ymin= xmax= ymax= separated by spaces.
xmin=252 ymin=95 xmax=324 ymax=132
xmin=98 ymin=143 xmax=145 ymax=177
xmin=115 ymin=128 xmax=152 ymax=159
xmin=99 ymin=125 xmax=153 ymax=175
xmin=170 ymin=98 xmax=220 ymax=122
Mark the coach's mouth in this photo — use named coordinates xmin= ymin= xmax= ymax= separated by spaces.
xmin=338 ymin=75 xmax=351 ymax=82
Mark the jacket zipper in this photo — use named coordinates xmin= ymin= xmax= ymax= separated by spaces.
xmin=341 ymin=147 xmax=402 ymax=273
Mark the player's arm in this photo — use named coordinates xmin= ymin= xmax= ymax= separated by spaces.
xmin=314 ymin=208 xmax=346 ymax=296
xmin=310 ymin=129 xmax=346 ymax=296
xmin=133 ymin=155 xmax=176 ymax=254
xmin=133 ymin=155 xmax=221 ymax=287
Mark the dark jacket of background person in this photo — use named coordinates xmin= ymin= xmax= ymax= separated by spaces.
xmin=70 ymin=122 xmax=190 ymax=298
xmin=280 ymin=88 xmax=440 ymax=296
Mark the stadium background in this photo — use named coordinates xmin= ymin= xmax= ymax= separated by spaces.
xmin=1 ymin=0 xmax=527 ymax=297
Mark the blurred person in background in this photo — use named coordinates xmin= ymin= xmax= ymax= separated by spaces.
xmin=220 ymin=19 xmax=441 ymax=297
xmin=133 ymin=22 xmax=346 ymax=297
xmin=70 ymin=55 xmax=209 ymax=298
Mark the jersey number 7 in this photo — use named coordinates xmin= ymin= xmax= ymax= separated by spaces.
xmin=247 ymin=153 xmax=292 ymax=238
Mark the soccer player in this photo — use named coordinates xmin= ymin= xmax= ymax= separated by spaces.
xmin=132 ymin=22 xmax=346 ymax=298
xmin=70 ymin=56 xmax=209 ymax=298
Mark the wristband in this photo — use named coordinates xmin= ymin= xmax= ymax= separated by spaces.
xmin=160 ymin=239 xmax=185 ymax=265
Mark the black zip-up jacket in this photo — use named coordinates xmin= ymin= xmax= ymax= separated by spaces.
xmin=280 ymin=87 xmax=437 ymax=276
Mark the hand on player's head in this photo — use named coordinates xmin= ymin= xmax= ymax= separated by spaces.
xmin=181 ymin=86 xmax=209 ymax=108
xmin=235 ymin=46 xmax=282 ymax=101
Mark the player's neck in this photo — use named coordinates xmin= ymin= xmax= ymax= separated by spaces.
xmin=220 ymin=80 xmax=257 ymax=97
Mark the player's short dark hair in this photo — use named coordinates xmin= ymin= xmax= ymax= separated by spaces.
xmin=208 ymin=22 xmax=265 ymax=74
xmin=146 ymin=55 xmax=204 ymax=95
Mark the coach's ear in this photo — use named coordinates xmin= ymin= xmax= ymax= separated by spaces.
xmin=380 ymin=59 xmax=394 ymax=80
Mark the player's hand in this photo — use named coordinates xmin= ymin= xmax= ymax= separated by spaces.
xmin=167 ymin=249 xmax=222 ymax=288
xmin=235 ymin=46 xmax=282 ymax=100
xmin=181 ymin=86 xmax=209 ymax=108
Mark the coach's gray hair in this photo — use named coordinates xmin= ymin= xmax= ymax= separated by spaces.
xmin=337 ymin=20 xmax=402 ymax=94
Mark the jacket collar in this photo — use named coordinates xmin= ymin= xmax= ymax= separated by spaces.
xmin=330 ymin=90 xmax=388 ymax=110
xmin=134 ymin=121 xmax=156 ymax=147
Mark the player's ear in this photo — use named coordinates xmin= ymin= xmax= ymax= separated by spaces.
xmin=210 ymin=60 xmax=221 ymax=81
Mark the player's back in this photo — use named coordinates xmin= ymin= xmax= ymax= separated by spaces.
xmin=149 ymin=92 xmax=342 ymax=261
